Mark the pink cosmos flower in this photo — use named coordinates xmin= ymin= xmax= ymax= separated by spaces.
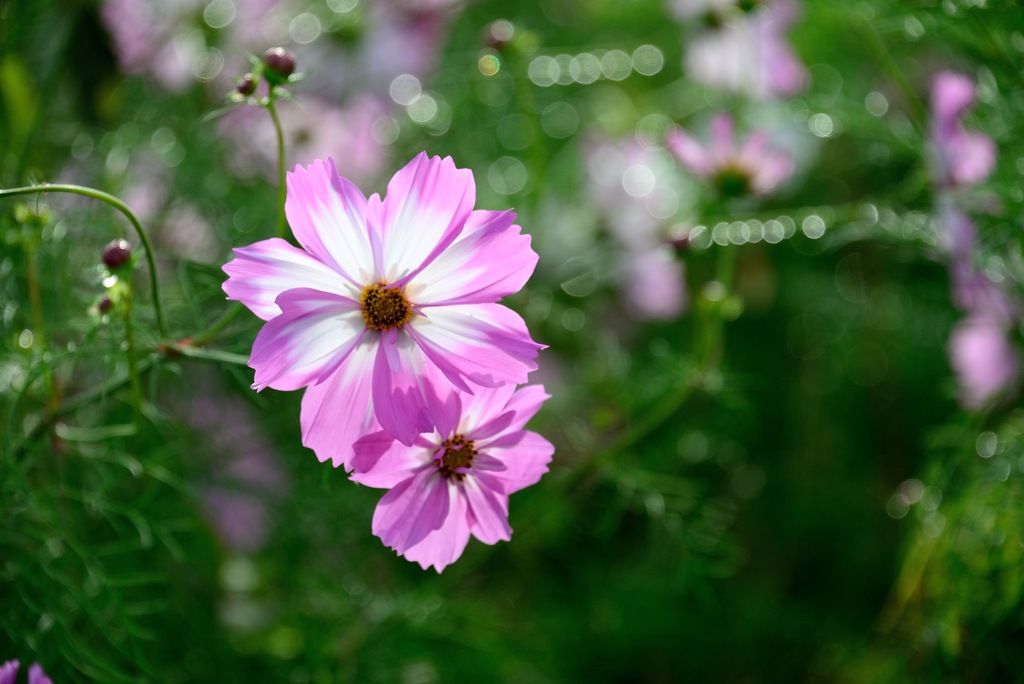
xmin=667 ymin=114 xmax=793 ymax=197
xmin=949 ymin=313 xmax=1019 ymax=409
xmin=350 ymin=384 xmax=553 ymax=572
xmin=222 ymin=153 xmax=543 ymax=466
xmin=931 ymin=72 xmax=996 ymax=189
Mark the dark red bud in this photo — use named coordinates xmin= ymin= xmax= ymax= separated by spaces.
xmin=237 ymin=72 xmax=257 ymax=96
xmin=97 ymin=296 xmax=114 ymax=313
xmin=102 ymin=239 xmax=133 ymax=269
xmin=262 ymin=47 xmax=296 ymax=83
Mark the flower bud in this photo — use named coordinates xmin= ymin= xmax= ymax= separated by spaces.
xmin=97 ymin=296 xmax=114 ymax=314
xmin=262 ymin=47 xmax=296 ymax=84
xmin=237 ymin=72 xmax=258 ymax=96
xmin=102 ymin=239 xmax=133 ymax=269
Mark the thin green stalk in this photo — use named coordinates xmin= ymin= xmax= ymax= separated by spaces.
xmin=0 ymin=184 xmax=167 ymax=336
xmin=8 ymin=354 xmax=161 ymax=459
xmin=266 ymin=96 xmax=288 ymax=238
xmin=592 ymin=242 xmax=738 ymax=471
xmin=121 ymin=282 xmax=145 ymax=424
xmin=26 ymin=239 xmax=60 ymax=410
xmin=191 ymin=302 xmax=244 ymax=347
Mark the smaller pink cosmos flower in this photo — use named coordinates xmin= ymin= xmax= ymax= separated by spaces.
xmin=931 ymin=71 xmax=996 ymax=189
xmin=667 ymin=114 xmax=793 ymax=197
xmin=350 ymin=384 xmax=553 ymax=572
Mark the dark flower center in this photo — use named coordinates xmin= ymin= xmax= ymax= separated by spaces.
xmin=360 ymin=282 xmax=413 ymax=330
xmin=436 ymin=435 xmax=477 ymax=481
xmin=714 ymin=166 xmax=752 ymax=198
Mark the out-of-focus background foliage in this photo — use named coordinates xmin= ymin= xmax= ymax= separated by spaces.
xmin=3 ymin=0 xmax=1024 ymax=681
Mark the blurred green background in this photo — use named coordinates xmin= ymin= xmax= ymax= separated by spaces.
xmin=3 ymin=0 xmax=1024 ymax=681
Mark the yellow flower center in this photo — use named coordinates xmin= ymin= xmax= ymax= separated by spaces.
xmin=360 ymin=282 xmax=413 ymax=331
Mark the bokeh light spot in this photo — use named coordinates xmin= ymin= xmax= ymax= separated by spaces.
xmin=528 ymin=56 xmax=558 ymax=86
xmin=289 ymin=13 xmax=321 ymax=44
xmin=204 ymin=0 xmax=236 ymax=29
xmin=541 ymin=102 xmax=579 ymax=139
xmin=488 ymin=157 xmax=527 ymax=195
xmin=478 ymin=53 xmax=500 ymax=76
xmin=601 ymin=50 xmax=632 ymax=81
xmin=389 ymin=74 xmax=421 ymax=106
xmin=631 ymin=45 xmax=664 ymax=76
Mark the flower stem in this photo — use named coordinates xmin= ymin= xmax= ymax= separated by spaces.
xmin=121 ymin=280 xmax=145 ymax=424
xmin=0 ymin=184 xmax=167 ymax=337
xmin=191 ymin=302 xmax=244 ymax=347
xmin=266 ymin=95 xmax=288 ymax=239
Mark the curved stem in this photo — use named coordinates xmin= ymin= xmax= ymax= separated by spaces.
xmin=266 ymin=96 xmax=288 ymax=239
xmin=0 ymin=184 xmax=167 ymax=336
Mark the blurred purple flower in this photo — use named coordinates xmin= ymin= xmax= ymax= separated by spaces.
xmin=351 ymin=384 xmax=553 ymax=572
xmin=930 ymin=71 xmax=996 ymax=189
xmin=0 ymin=661 xmax=16 ymax=684
xmin=171 ymin=375 xmax=290 ymax=553
xmin=667 ymin=114 xmax=793 ymax=197
xmin=0 ymin=661 xmax=52 ymax=684
xmin=221 ymin=95 xmax=391 ymax=187
xmin=949 ymin=313 xmax=1019 ymax=410
xmin=101 ymin=0 xmax=207 ymax=91
xmin=583 ymin=134 xmax=689 ymax=320
xmin=623 ymin=248 xmax=689 ymax=320
xmin=675 ymin=0 xmax=807 ymax=100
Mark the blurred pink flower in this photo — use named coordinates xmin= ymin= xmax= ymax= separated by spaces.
xmin=223 ymin=153 xmax=542 ymax=465
xmin=949 ymin=314 xmax=1019 ymax=409
xmin=101 ymin=0 xmax=207 ymax=91
xmin=351 ymin=384 xmax=553 ymax=572
xmin=177 ymin=376 xmax=290 ymax=553
xmin=221 ymin=96 xmax=391 ymax=188
xmin=583 ymin=134 xmax=688 ymax=320
xmin=623 ymin=248 xmax=689 ymax=320
xmin=667 ymin=114 xmax=793 ymax=197
xmin=930 ymin=72 xmax=996 ymax=189
xmin=0 ymin=660 xmax=52 ymax=684
xmin=677 ymin=0 xmax=807 ymax=100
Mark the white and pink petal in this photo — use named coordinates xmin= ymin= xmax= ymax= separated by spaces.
xmin=408 ymin=303 xmax=543 ymax=391
xmin=285 ymin=158 xmax=376 ymax=286
xmin=409 ymin=209 xmax=539 ymax=306
xmin=299 ymin=340 xmax=379 ymax=469
xmin=222 ymin=238 xmax=355 ymax=320
xmin=379 ymin=153 xmax=476 ymax=283
xmin=249 ymin=288 xmax=364 ymax=391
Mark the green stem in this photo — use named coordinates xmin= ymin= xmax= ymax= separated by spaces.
xmin=266 ymin=96 xmax=288 ymax=239
xmin=0 ymin=184 xmax=167 ymax=336
xmin=601 ymin=243 xmax=737 ymax=463
xmin=122 ymin=282 xmax=145 ymax=424
xmin=8 ymin=354 xmax=161 ymax=459
xmin=191 ymin=302 xmax=244 ymax=347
